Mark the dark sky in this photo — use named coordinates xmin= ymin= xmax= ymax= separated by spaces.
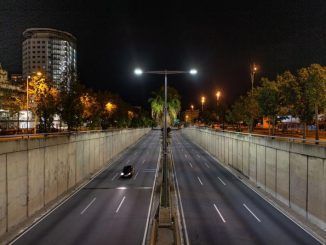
xmin=1 ymin=0 xmax=326 ymax=110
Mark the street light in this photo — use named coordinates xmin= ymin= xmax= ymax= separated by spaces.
xmin=216 ymin=91 xmax=221 ymax=101
xmin=201 ymin=96 xmax=206 ymax=111
xmin=191 ymin=104 xmax=194 ymax=110
xmin=134 ymin=68 xmax=143 ymax=75
xmin=134 ymin=68 xmax=197 ymax=207
xmin=250 ymin=63 xmax=258 ymax=95
xmin=26 ymin=75 xmax=31 ymax=133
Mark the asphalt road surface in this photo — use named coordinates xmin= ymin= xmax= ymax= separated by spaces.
xmin=172 ymin=130 xmax=320 ymax=245
xmin=12 ymin=130 xmax=160 ymax=245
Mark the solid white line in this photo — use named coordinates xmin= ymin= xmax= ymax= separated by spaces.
xmin=197 ymin=176 xmax=204 ymax=186
xmin=218 ymin=177 xmax=226 ymax=186
xmin=111 ymin=173 xmax=119 ymax=181
xmin=142 ymin=146 xmax=161 ymax=245
xmin=133 ymin=171 xmax=139 ymax=180
xmin=243 ymin=203 xmax=261 ymax=222
xmin=204 ymin=162 xmax=210 ymax=168
xmin=80 ymin=197 xmax=96 ymax=215
xmin=115 ymin=196 xmax=126 ymax=213
xmin=188 ymin=162 xmax=193 ymax=168
xmin=214 ymin=204 xmax=226 ymax=223
xmin=172 ymin=147 xmax=190 ymax=245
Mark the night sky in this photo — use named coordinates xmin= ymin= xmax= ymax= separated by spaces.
xmin=1 ymin=0 xmax=325 ymax=110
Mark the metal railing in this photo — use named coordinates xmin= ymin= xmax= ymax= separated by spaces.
xmin=195 ymin=126 xmax=326 ymax=145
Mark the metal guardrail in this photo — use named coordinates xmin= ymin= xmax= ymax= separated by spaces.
xmin=194 ymin=126 xmax=326 ymax=145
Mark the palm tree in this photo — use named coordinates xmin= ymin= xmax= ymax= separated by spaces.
xmin=148 ymin=86 xmax=181 ymax=126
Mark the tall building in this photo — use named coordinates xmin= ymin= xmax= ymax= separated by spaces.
xmin=22 ymin=28 xmax=77 ymax=84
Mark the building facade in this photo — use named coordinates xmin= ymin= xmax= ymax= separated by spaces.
xmin=22 ymin=28 xmax=77 ymax=84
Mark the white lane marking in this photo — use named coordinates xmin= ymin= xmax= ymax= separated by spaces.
xmin=197 ymin=154 xmax=201 ymax=158
xmin=184 ymin=154 xmax=187 ymax=158
xmin=243 ymin=204 xmax=261 ymax=222
xmin=142 ymin=146 xmax=161 ymax=245
xmin=172 ymin=147 xmax=190 ymax=245
xmin=218 ymin=177 xmax=226 ymax=186
xmin=143 ymin=169 xmax=156 ymax=172
xmin=115 ymin=196 xmax=126 ymax=213
xmin=213 ymin=204 xmax=226 ymax=223
xmin=197 ymin=176 xmax=204 ymax=186
xmin=133 ymin=171 xmax=139 ymax=180
xmin=111 ymin=173 xmax=119 ymax=181
xmin=80 ymin=197 xmax=96 ymax=215
xmin=142 ymin=159 xmax=145 ymax=164
xmin=188 ymin=162 xmax=193 ymax=168
xmin=204 ymin=162 xmax=210 ymax=168
xmin=116 ymin=187 xmax=152 ymax=190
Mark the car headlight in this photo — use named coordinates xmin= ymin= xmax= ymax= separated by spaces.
xmin=120 ymin=173 xmax=124 ymax=176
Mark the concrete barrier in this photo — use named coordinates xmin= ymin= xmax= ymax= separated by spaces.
xmin=182 ymin=127 xmax=326 ymax=231
xmin=0 ymin=128 xmax=150 ymax=237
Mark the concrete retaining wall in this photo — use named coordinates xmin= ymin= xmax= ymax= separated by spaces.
xmin=182 ymin=127 xmax=326 ymax=231
xmin=0 ymin=128 xmax=150 ymax=237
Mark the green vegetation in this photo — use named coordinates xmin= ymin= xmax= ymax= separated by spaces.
xmin=148 ymin=86 xmax=181 ymax=127
xmin=227 ymin=64 xmax=326 ymax=140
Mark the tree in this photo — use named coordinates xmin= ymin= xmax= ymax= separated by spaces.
xmin=58 ymin=71 xmax=84 ymax=131
xmin=28 ymin=74 xmax=59 ymax=132
xmin=296 ymin=64 xmax=326 ymax=141
xmin=148 ymin=86 xmax=181 ymax=126
xmin=257 ymin=78 xmax=281 ymax=135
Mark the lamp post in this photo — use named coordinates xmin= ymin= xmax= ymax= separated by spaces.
xmin=216 ymin=91 xmax=221 ymax=107
xmin=26 ymin=75 xmax=31 ymax=133
xmin=134 ymin=68 xmax=197 ymax=207
xmin=201 ymin=96 xmax=206 ymax=112
xmin=250 ymin=63 xmax=258 ymax=95
xmin=191 ymin=104 xmax=194 ymax=110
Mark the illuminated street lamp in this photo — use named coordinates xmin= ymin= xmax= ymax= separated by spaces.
xmin=201 ymin=96 xmax=206 ymax=111
xmin=216 ymin=90 xmax=221 ymax=107
xmin=134 ymin=67 xmax=197 ymax=208
xmin=191 ymin=104 xmax=194 ymax=110
xmin=250 ymin=63 xmax=258 ymax=95
xmin=26 ymin=75 xmax=31 ymax=132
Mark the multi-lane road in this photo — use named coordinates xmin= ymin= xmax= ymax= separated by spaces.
xmin=172 ymin=130 xmax=320 ymax=245
xmin=9 ymin=129 xmax=321 ymax=245
xmin=12 ymin=131 xmax=160 ymax=245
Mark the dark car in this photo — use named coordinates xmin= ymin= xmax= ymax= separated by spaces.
xmin=120 ymin=165 xmax=134 ymax=178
